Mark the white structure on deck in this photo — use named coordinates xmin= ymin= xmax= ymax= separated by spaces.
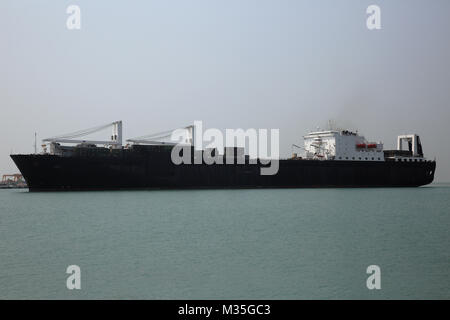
xmin=42 ymin=121 xmax=123 ymax=148
xmin=388 ymin=133 xmax=426 ymax=162
xmin=303 ymin=130 xmax=384 ymax=161
xmin=397 ymin=134 xmax=423 ymax=157
xmin=126 ymin=125 xmax=194 ymax=146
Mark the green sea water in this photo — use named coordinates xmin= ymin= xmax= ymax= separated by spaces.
xmin=0 ymin=185 xmax=449 ymax=299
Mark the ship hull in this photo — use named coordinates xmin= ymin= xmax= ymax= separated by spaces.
xmin=11 ymin=152 xmax=436 ymax=191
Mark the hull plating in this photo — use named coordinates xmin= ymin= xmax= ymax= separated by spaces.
xmin=11 ymin=153 xmax=436 ymax=191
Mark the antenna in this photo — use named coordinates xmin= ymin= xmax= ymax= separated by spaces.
xmin=34 ymin=132 xmax=37 ymax=154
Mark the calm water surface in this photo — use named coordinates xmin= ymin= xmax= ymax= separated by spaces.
xmin=0 ymin=185 xmax=449 ymax=299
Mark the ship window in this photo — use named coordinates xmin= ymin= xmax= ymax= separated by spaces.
xmin=345 ymin=157 xmax=348 ymax=160
xmin=372 ymin=157 xmax=374 ymax=160
xmin=365 ymin=157 xmax=368 ymax=160
xmin=359 ymin=157 xmax=361 ymax=160
xmin=339 ymin=157 xmax=342 ymax=159
xmin=352 ymin=157 xmax=355 ymax=160
xmin=378 ymin=157 xmax=381 ymax=160
xmin=409 ymin=159 xmax=412 ymax=162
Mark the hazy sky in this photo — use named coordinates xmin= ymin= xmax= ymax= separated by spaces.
xmin=1 ymin=0 xmax=450 ymax=181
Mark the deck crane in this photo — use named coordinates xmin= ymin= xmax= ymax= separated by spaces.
xmin=127 ymin=125 xmax=194 ymax=146
xmin=291 ymin=143 xmax=305 ymax=158
xmin=42 ymin=121 xmax=123 ymax=148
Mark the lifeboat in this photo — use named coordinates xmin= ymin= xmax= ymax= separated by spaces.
xmin=367 ymin=143 xmax=377 ymax=148
xmin=356 ymin=143 xmax=366 ymax=148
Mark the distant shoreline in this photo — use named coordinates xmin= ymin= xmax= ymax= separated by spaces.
xmin=0 ymin=185 xmax=27 ymax=189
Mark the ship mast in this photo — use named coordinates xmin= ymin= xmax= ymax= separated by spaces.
xmin=34 ymin=132 xmax=37 ymax=154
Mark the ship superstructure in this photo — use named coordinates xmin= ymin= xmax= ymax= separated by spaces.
xmin=303 ymin=130 xmax=384 ymax=161
xmin=302 ymin=130 xmax=427 ymax=163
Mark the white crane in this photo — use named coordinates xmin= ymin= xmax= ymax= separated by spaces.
xmin=127 ymin=125 xmax=194 ymax=146
xmin=42 ymin=121 xmax=123 ymax=147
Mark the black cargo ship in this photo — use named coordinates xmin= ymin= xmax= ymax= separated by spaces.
xmin=11 ymin=122 xmax=436 ymax=191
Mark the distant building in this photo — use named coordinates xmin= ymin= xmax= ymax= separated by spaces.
xmin=0 ymin=174 xmax=27 ymax=188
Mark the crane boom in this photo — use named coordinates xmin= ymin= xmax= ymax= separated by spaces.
xmin=43 ymin=121 xmax=122 ymax=147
